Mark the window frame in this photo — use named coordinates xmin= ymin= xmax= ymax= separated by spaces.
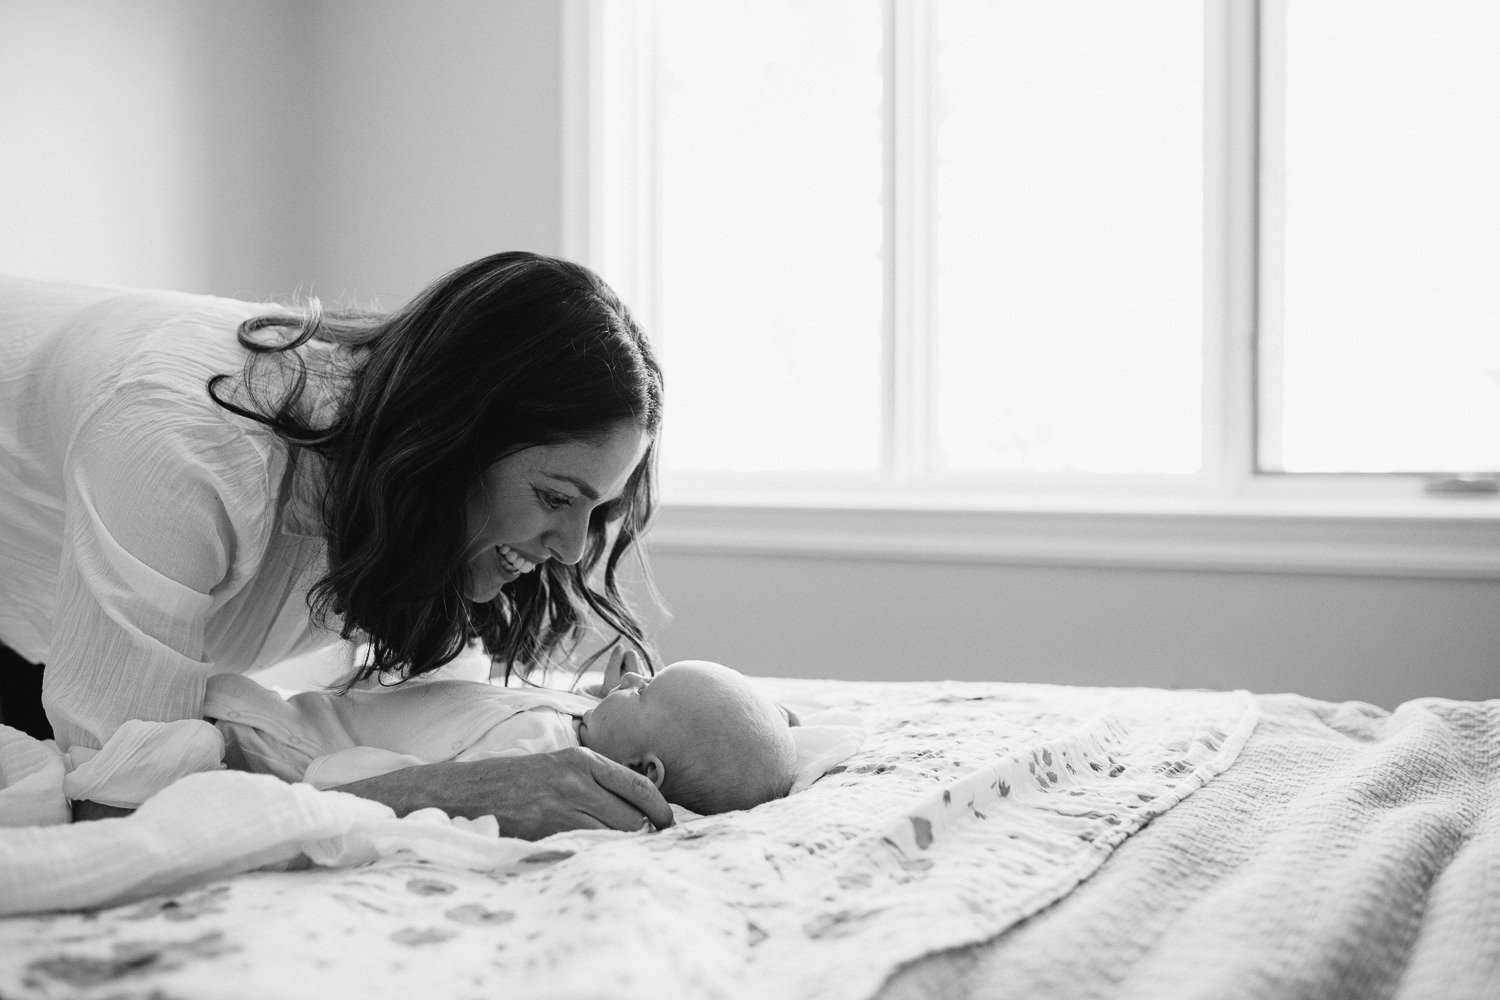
xmin=561 ymin=0 xmax=1500 ymax=580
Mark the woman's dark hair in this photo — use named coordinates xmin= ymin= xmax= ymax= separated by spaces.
xmin=208 ymin=251 xmax=664 ymax=685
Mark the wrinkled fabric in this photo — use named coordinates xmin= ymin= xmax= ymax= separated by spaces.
xmin=205 ymin=674 xmax=596 ymax=787
xmin=0 ymin=724 xmax=68 ymax=827
xmin=0 ymin=679 xmax=1256 ymax=1000
xmin=60 ymin=719 xmax=224 ymax=808
xmin=0 ymin=691 xmax=868 ymax=916
xmin=205 ymin=673 xmax=869 ymax=793
xmin=0 ymin=275 xmax=344 ymax=807
xmin=879 ymin=693 xmax=1500 ymax=1000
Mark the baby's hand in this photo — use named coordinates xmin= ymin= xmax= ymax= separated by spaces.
xmin=600 ymin=646 xmax=644 ymax=695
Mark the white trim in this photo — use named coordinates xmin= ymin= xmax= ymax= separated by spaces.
xmin=645 ymin=499 xmax=1500 ymax=580
xmin=574 ymin=0 xmax=660 ymax=331
xmin=1256 ymin=0 xmax=1287 ymax=472
xmin=1203 ymin=0 xmax=1261 ymax=488
xmin=888 ymin=0 xmax=936 ymax=483
xmin=658 ymin=463 xmax=1500 ymax=505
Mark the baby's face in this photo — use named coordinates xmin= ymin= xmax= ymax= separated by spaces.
xmin=579 ymin=661 xmax=736 ymax=770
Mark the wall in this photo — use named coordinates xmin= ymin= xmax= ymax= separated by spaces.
xmin=0 ymin=0 xmax=564 ymax=304
xmin=297 ymin=0 xmax=566 ymax=306
xmin=636 ymin=549 xmax=1499 ymax=710
xmin=0 ymin=0 xmax=307 ymax=294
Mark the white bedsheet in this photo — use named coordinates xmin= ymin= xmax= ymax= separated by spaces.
xmin=0 ymin=679 xmax=1257 ymax=1000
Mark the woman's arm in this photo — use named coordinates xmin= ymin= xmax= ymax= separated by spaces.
xmin=48 ymin=391 xmax=273 ymax=816
xmin=73 ymin=749 xmax=673 ymax=834
xmin=331 ymin=747 xmax=674 ymax=839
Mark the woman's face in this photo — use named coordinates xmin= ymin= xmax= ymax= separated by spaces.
xmin=460 ymin=421 xmax=650 ymax=603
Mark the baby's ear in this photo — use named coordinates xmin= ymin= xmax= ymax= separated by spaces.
xmin=633 ymin=753 xmax=666 ymax=789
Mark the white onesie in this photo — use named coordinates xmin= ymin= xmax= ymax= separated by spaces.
xmin=203 ymin=674 xmax=600 ymax=790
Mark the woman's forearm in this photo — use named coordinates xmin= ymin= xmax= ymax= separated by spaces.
xmin=329 ymin=766 xmax=433 ymax=817
xmin=68 ymin=750 xmax=672 ymax=840
xmin=330 ymin=750 xmax=673 ymax=840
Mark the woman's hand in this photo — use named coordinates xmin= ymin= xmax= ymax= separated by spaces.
xmin=331 ymin=747 xmax=674 ymax=840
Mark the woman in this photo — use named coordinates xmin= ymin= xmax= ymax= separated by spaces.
xmin=0 ymin=252 xmax=673 ymax=836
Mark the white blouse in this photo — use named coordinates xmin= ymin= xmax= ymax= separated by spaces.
xmin=0 ymin=275 xmax=344 ymax=799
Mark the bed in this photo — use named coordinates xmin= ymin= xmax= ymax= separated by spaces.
xmin=1 ymin=675 xmax=1496 ymax=1000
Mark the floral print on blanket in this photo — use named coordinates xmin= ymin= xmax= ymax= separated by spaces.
xmin=0 ymin=680 xmax=1259 ymax=1000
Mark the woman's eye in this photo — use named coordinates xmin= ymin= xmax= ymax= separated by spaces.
xmin=535 ymin=489 xmax=572 ymax=512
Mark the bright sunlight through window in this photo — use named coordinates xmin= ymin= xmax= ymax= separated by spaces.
xmin=931 ymin=2 xmax=1201 ymax=475
xmin=1262 ymin=0 xmax=1500 ymax=474
xmin=594 ymin=0 xmax=1500 ymax=493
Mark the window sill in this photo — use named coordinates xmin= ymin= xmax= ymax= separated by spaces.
xmin=645 ymin=490 xmax=1500 ymax=580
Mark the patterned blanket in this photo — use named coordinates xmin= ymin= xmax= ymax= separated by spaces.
xmin=0 ymin=679 xmax=1257 ymax=1000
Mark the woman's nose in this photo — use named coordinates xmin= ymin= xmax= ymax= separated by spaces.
xmin=546 ymin=512 xmax=589 ymax=565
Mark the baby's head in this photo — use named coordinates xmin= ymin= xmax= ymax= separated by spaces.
xmin=579 ymin=660 xmax=797 ymax=815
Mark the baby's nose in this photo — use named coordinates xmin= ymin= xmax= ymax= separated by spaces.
xmin=619 ymin=671 xmax=649 ymax=691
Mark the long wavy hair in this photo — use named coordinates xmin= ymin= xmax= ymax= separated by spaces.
xmin=208 ymin=252 xmax=664 ymax=686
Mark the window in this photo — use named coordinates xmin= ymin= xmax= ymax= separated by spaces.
xmin=654 ymin=0 xmax=886 ymax=476
xmin=928 ymin=2 xmax=1202 ymax=477
xmin=1261 ymin=0 xmax=1500 ymax=475
xmin=572 ymin=0 xmax=1500 ymax=507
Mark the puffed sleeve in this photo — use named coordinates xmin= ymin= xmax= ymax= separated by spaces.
xmin=42 ymin=383 xmax=280 ymax=769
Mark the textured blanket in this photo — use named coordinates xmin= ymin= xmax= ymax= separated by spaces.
xmin=877 ymin=693 xmax=1500 ymax=1000
xmin=0 ymin=679 xmax=1257 ymax=1000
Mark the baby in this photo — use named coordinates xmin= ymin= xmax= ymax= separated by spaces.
xmin=204 ymin=654 xmax=798 ymax=816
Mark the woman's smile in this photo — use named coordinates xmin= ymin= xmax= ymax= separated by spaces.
xmin=495 ymin=543 xmax=539 ymax=577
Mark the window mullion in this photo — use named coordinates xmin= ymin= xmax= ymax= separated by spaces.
xmin=1203 ymin=0 xmax=1262 ymax=494
xmin=889 ymin=0 xmax=936 ymax=487
xmin=596 ymin=0 xmax=663 ymax=347
xmin=1253 ymin=0 xmax=1284 ymax=478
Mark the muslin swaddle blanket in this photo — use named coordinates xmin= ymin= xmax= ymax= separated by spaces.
xmin=0 ymin=678 xmax=1256 ymax=1000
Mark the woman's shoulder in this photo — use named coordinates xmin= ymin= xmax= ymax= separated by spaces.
xmin=63 ymin=367 xmax=300 ymax=578
xmin=38 ymin=284 xmax=282 ymax=455
xmin=10 ymin=280 xmax=280 ymax=457
xmin=75 ymin=376 xmax=290 ymax=506
xmin=109 ymin=290 xmax=275 ymax=396
xmin=45 ymin=280 xmax=268 ymax=363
